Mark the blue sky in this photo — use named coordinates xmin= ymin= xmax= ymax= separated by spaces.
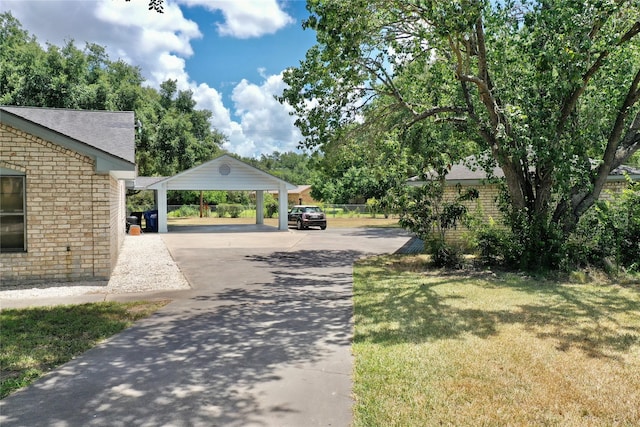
xmin=0 ymin=0 xmax=318 ymax=157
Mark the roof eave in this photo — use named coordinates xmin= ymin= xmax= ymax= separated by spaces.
xmin=147 ymin=154 xmax=296 ymax=190
xmin=2 ymin=109 xmax=136 ymax=177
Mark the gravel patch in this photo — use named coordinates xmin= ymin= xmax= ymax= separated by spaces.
xmin=0 ymin=234 xmax=191 ymax=300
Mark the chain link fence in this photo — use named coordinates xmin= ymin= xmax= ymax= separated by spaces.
xmin=128 ymin=203 xmax=400 ymax=219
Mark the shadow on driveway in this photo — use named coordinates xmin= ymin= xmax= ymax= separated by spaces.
xmin=0 ymin=229 xmax=411 ymax=426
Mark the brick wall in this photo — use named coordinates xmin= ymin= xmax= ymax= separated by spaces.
xmin=109 ymin=177 xmax=127 ymax=272
xmin=287 ymin=187 xmax=318 ymax=205
xmin=0 ymin=123 xmax=122 ymax=285
xmin=441 ymin=180 xmax=633 ymax=245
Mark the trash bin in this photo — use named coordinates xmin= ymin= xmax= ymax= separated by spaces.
xmin=144 ymin=210 xmax=158 ymax=232
xmin=132 ymin=212 xmax=143 ymax=227
xmin=126 ymin=215 xmax=138 ymax=233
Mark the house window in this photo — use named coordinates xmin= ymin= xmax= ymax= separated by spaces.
xmin=1 ymin=171 xmax=26 ymax=252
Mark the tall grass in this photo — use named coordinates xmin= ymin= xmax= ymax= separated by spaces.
xmin=353 ymin=255 xmax=640 ymax=426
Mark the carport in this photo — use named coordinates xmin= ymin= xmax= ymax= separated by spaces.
xmin=145 ymin=154 xmax=296 ymax=232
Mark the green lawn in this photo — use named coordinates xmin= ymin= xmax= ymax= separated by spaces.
xmin=0 ymin=300 xmax=169 ymax=398
xmin=353 ymin=255 xmax=640 ymax=426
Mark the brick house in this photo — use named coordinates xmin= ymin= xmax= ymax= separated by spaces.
xmin=408 ymin=157 xmax=640 ymax=242
xmin=0 ymin=106 xmax=136 ymax=286
xmin=268 ymin=184 xmax=319 ymax=206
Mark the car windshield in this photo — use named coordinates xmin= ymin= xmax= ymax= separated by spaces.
xmin=302 ymin=207 xmax=322 ymax=213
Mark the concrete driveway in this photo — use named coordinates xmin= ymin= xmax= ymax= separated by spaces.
xmin=0 ymin=227 xmax=412 ymax=427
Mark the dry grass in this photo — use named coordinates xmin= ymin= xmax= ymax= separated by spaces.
xmin=167 ymin=215 xmax=400 ymax=228
xmin=353 ymin=255 xmax=640 ymax=426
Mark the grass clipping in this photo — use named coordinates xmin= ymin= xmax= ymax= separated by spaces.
xmin=0 ymin=300 xmax=170 ymax=398
xmin=353 ymin=255 xmax=640 ymax=426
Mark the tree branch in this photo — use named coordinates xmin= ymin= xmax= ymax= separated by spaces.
xmin=573 ymin=69 xmax=640 ymax=219
xmin=406 ymin=106 xmax=469 ymax=128
xmin=557 ymin=18 xmax=640 ymax=134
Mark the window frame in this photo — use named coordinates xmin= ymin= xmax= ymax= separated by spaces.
xmin=0 ymin=169 xmax=27 ymax=253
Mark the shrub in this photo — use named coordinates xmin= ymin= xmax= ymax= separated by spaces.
xmin=567 ymin=180 xmax=640 ymax=273
xmin=366 ymin=198 xmax=379 ymax=218
xmin=228 ymin=204 xmax=243 ymax=218
xmin=168 ymin=205 xmax=199 ymax=218
xmin=216 ymin=204 xmax=228 ymax=217
xmin=429 ymin=239 xmax=464 ymax=269
xmin=265 ymin=198 xmax=278 ymax=218
xmin=216 ymin=203 xmax=244 ymax=218
xmin=399 ymin=181 xmax=478 ymax=243
xmin=474 ymin=223 xmax=509 ymax=266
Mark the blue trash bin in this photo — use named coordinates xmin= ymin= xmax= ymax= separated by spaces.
xmin=144 ymin=210 xmax=158 ymax=232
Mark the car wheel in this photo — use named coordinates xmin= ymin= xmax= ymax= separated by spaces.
xmin=296 ymin=219 xmax=303 ymax=230
xmin=320 ymin=225 xmax=327 ymax=230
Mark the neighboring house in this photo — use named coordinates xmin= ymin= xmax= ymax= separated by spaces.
xmin=408 ymin=157 xmax=640 ymax=242
xmin=269 ymin=185 xmax=319 ymax=205
xmin=0 ymin=106 xmax=136 ymax=286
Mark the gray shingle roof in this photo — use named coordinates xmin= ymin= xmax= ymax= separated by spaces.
xmin=610 ymin=164 xmax=640 ymax=176
xmin=408 ymin=155 xmax=640 ymax=184
xmin=1 ymin=106 xmax=135 ymax=163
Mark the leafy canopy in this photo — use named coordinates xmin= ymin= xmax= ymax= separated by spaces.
xmin=281 ymin=0 xmax=640 ymax=269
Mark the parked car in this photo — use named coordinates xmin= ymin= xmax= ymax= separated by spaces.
xmin=288 ymin=205 xmax=327 ymax=230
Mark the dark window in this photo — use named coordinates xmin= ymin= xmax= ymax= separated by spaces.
xmin=1 ymin=174 xmax=26 ymax=252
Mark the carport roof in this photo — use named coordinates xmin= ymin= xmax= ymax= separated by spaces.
xmin=145 ymin=154 xmax=296 ymax=191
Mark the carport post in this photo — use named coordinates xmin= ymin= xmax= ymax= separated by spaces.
xmin=158 ymin=183 xmax=168 ymax=233
xmin=278 ymin=183 xmax=288 ymax=230
xmin=256 ymin=190 xmax=264 ymax=225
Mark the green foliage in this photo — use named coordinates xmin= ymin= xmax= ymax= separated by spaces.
xmin=126 ymin=190 xmax=155 ymax=213
xmin=398 ymin=182 xmax=478 ymax=242
xmin=243 ymin=151 xmax=317 ymax=185
xmin=216 ymin=204 xmax=244 ymax=218
xmin=167 ymin=190 xmax=227 ymax=205
xmin=472 ymin=221 xmax=514 ymax=266
xmin=226 ymin=191 xmax=251 ymax=205
xmin=280 ymin=0 xmax=640 ymax=270
xmin=135 ymin=82 xmax=225 ymax=176
xmin=168 ymin=205 xmax=200 ymax=218
xmin=228 ymin=205 xmax=243 ymax=218
xmin=366 ymin=198 xmax=379 ymax=218
xmin=502 ymin=209 xmax=565 ymax=271
xmin=568 ymin=181 xmax=640 ymax=272
xmin=428 ymin=239 xmax=464 ymax=269
xmin=310 ymin=130 xmax=414 ymax=204
xmin=264 ymin=193 xmax=279 ymax=218
xmin=1 ymin=13 xmax=145 ymax=110
xmin=398 ymin=181 xmax=478 ymax=267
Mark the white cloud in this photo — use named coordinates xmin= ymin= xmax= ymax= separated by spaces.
xmin=94 ymin=0 xmax=200 ymax=89
xmin=231 ymin=73 xmax=302 ymax=157
xmin=0 ymin=0 xmax=303 ymax=157
xmin=191 ymin=74 xmax=301 ymax=158
xmin=177 ymin=0 xmax=295 ymax=38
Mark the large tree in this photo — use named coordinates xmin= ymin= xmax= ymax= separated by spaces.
xmin=281 ymin=0 xmax=640 ymax=268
